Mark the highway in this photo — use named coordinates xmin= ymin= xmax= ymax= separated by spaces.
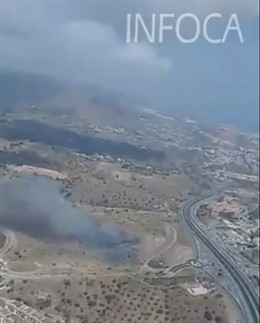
xmin=179 ymin=190 xmax=259 ymax=323
xmin=0 ymin=192 xmax=258 ymax=323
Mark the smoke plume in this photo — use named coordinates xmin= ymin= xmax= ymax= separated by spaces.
xmin=0 ymin=176 xmax=137 ymax=253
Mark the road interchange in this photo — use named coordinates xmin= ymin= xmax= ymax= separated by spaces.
xmin=179 ymin=190 xmax=259 ymax=323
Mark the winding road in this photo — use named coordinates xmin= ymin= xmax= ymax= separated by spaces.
xmin=0 ymin=190 xmax=259 ymax=323
xmin=179 ymin=190 xmax=259 ymax=323
xmin=0 ymin=229 xmax=16 ymax=258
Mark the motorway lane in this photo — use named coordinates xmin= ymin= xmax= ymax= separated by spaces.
xmin=179 ymin=191 xmax=259 ymax=323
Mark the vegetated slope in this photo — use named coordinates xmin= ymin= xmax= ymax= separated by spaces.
xmin=0 ymin=149 xmax=59 ymax=169
xmin=0 ymin=69 xmax=140 ymax=127
xmin=0 ymin=69 xmax=61 ymax=111
xmin=0 ymin=119 xmax=165 ymax=161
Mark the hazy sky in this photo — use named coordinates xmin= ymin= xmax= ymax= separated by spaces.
xmin=1 ymin=0 xmax=259 ymax=130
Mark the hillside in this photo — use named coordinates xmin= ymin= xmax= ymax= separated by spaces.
xmin=0 ymin=69 xmax=139 ymax=127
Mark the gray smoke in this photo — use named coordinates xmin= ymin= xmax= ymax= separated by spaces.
xmin=0 ymin=176 xmax=137 ymax=252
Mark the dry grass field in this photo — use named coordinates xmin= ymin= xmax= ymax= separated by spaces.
xmin=0 ymin=144 xmax=243 ymax=323
xmin=63 ymin=160 xmax=191 ymax=211
xmin=2 ymin=275 xmax=233 ymax=323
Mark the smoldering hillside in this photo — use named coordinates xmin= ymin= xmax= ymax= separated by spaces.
xmin=0 ymin=177 xmax=138 ymax=253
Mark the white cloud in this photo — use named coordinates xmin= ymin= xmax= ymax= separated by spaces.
xmin=150 ymin=0 xmax=259 ymax=17
xmin=115 ymin=43 xmax=173 ymax=73
xmin=0 ymin=0 xmax=257 ymax=110
xmin=1 ymin=10 xmax=172 ymax=96
xmin=65 ymin=21 xmax=118 ymax=46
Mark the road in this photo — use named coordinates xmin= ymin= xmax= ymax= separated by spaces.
xmin=0 ymin=192 xmax=258 ymax=323
xmin=179 ymin=190 xmax=259 ymax=323
xmin=143 ymin=226 xmax=176 ymax=271
xmin=0 ymin=229 xmax=16 ymax=258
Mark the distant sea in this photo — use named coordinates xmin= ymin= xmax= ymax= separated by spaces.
xmin=171 ymin=107 xmax=259 ymax=136
xmin=201 ymin=112 xmax=259 ymax=135
xmin=222 ymin=115 xmax=259 ymax=136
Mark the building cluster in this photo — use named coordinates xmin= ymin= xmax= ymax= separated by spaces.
xmin=203 ymin=145 xmax=259 ymax=175
xmin=202 ymin=195 xmax=259 ymax=252
xmin=216 ymin=217 xmax=259 ymax=248
xmin=219 ymin=171 xmax=258 ymax=183
xmin=0 ymin=298 xmax=62 ymax=323
xmin=209 ymin=196 xmax=246 ymax=218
